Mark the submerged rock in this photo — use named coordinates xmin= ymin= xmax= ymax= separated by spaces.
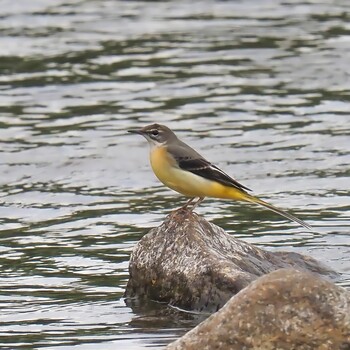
xmin=125 ymin=209 xmax=336 ymax=311
xmin=166 ymin=268 xmax=350 ymax=350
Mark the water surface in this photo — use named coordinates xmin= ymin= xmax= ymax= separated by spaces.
xmin=0 ymin=0 xmax=349 ymax=349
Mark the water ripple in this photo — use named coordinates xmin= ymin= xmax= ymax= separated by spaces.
xmin=0 ymin=0 xmax=349 ymax=349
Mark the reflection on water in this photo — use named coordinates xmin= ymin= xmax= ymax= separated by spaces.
xmin=0 ymin=0 xmax=349 ymax=348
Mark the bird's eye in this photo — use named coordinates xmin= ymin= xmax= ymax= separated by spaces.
xmin=151 ymin=130 xmax=159 ymax=136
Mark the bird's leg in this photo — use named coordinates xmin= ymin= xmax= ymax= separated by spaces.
xmin=189 ymin=197 xmax=205 ymax=211
xmin=180 ymin=197 xmax=196 ymax=210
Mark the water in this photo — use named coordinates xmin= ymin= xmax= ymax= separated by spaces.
xmin=0 ymin=0 xmax=349 ymax=348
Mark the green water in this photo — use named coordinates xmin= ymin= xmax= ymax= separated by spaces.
xmin=0 ymin=0 xmax=349 ymax=349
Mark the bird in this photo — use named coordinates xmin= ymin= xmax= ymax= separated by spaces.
xmin=128 ymin=123 xmax=312 ymax=230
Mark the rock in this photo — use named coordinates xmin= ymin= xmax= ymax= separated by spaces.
xmin=125 ymin=209 xmax=337 ymax=312
xmin=166 ymin=268 xmax=350 ymax=350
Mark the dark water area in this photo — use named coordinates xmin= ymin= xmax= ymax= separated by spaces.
xmin=0 ymin=0 xmax=349 ymax=349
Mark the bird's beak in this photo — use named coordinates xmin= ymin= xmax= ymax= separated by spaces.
xmin=128 ymin=129 xmax=144 ymax=135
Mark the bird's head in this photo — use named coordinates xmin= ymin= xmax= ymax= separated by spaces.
xmin=128 ymin=123 xmax=177 ymax=146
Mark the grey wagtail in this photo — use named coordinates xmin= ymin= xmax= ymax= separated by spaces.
xmin=128 ymin=123 xmax=311 ymax=230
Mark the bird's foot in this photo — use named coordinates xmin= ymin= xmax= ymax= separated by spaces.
xmin=179 ymin=197 xmax=204 ymax=212
xmin=179 ymin=197 xmax=196 ymax=211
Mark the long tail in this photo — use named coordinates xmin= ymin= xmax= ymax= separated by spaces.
xmin=242 ymin=193 xmax=312 ymax=230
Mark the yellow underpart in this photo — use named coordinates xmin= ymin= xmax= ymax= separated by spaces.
xmin=150 ymin=145 xmax=248 ymax=201
xmin=149 ymin=146 xmax=311 ymax=230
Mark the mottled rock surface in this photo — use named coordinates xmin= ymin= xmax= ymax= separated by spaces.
xmin=125 ymin=209 xmax=336 ymax=311
xmin=166 ymin=269 xmax=350 ymax=350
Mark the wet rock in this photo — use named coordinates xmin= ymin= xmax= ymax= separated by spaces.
xmin=125 ymin=209 xmax=336 ymax=312
xmin=166 ymin=268 xmax=350 ymax=350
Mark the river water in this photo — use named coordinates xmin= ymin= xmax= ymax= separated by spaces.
xmin=0 ymin=0 xmax=349 ymax=349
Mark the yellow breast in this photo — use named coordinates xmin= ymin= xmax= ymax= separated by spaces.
xmin=149 ymin=145 xmax=247 ymax=200
xmin=149 ymin=146 xmax=202 ymax=196
xmin=149 ymin=146 xmax=175 ymax=183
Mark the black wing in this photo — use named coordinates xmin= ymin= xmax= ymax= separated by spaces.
xmin=178 ymin=157 xmax=251 ymax=192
